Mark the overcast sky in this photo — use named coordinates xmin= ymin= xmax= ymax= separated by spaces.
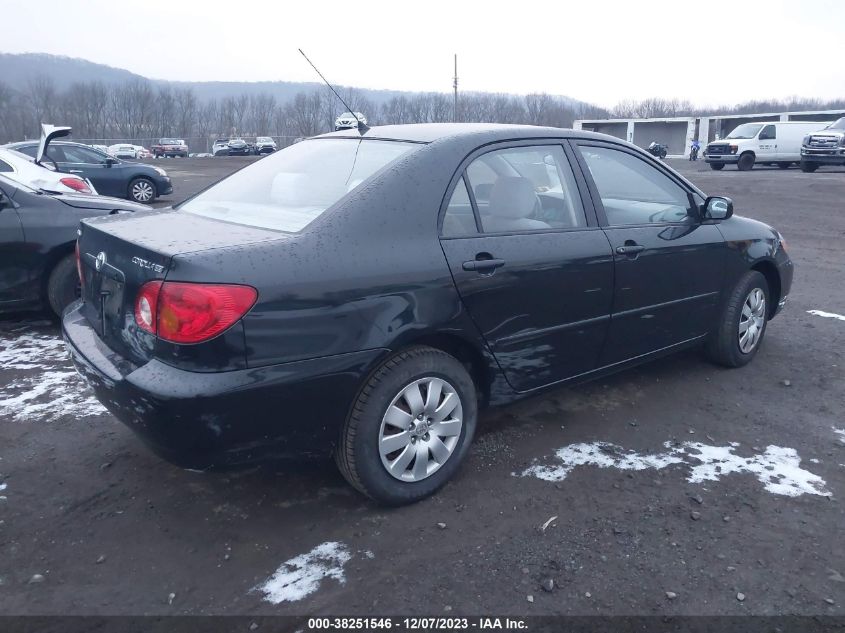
xmin=4 ymin=0 xmax=844 ymax=108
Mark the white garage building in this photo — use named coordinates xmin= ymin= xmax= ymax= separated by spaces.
xmin=574 ymin=109 xmax=845 ymax=158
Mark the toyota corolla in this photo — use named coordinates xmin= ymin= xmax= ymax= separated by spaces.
xmin=63 ymin=124 xmax=793 ymax=505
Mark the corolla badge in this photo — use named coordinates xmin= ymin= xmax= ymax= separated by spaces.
xmin=95 ymin=252 xmax=107 ymax=271
xmin=131 ymin=256 xmax=165 ymax=274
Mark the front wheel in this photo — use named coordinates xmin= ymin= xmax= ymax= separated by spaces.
xmin=128 ymin=177 xmax=156 ymax=203
xmin=800 ymin=162 xmax=818 ymax=173
xmin=705 ymin=271 xmax=770 ymax=367
xmin=336 ymin=346 xmax=477 ymax=505
xmin=46 ymin=254 xmax=80 ymax=318
xmin=709 ymin=163 xmax=725 ymax=171
xmin=737 ymin=152 xmax=756 ymax=171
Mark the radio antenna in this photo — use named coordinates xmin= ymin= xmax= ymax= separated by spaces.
xmin=298 ymin=49 xmax=368 ymax=134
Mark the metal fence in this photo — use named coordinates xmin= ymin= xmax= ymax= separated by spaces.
xmin=71 ymin=136 xmax=303 ymax=154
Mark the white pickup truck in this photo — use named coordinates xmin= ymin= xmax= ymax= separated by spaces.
xmin=705 ymin=121 xmax=825 ymax=171
xmin=800 ymin=117 xmax=845 ymax=172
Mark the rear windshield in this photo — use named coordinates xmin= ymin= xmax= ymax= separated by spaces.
xmin=179 ymin=138 xmax=418 ymax=232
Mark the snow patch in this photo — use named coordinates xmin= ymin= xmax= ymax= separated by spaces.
xmin=0 ymin=329 xmax=105 ymax=422
xmin=807 ymin=309 xmax=845 ymax=321
xmin=522 ymin=441 xmax=830 ymax=497
xmin=255 ymin=542 xmax=352 ymax=603
xmin=834 ymin=428 xmax=845 ymax=444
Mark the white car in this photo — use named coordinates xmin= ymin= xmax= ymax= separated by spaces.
xmin=254 ymin=136 xmax=277 ymax=154
xmin=212 ymin=138 xmax=230 ymax=156
xmin=335 ymin=111 xmax=367 ymax=131
xmin=0 ymin=147 xmax=97 ymax=195
xmin=108 ymin=144 xmax=138 ymax=159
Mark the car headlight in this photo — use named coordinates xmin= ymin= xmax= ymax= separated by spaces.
xmin=840 ymin=136 xmax=845 ymax=147
xmin=802 ymin=135 xmax=811 ymax=145
xmin=776 ymin=231 xmax=788 ymax=254
xmin=153 ymin=167 xmax=167 ymax=176
xmin=730 ymin=145 xmax=738 ymax=154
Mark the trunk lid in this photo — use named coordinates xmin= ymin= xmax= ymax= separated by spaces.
xmin=77 ymin=210 xmax=283 ymax=365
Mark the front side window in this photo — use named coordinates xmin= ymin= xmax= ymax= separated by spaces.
xmin=180 ymin=138 xmax=418 ymax=232
xmin=579 ymin=146 xmax=693 ymax=225
xmin=0 ymin=158 xmax=12 ymax=172
xmin=464 ymin=145 xmax=586 ymax=234
xmin=61 ymin=146 xmax=105 ymax=164
xmin=759 ymin=125 xmax=776 ymax=140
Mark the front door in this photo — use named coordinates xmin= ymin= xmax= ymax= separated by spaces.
xmin=573 ymin=141 xmax=727 ymax=366
xmin=439 ymin=143 xmax=614 ymax=392
xmin=53 ymin=145 xmax=122 ymax=196
xmin=756 ymin=124 xmax=777 ymax=160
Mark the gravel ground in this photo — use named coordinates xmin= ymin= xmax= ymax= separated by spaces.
xmin=0 ymin=157 xmax=843 ymax=617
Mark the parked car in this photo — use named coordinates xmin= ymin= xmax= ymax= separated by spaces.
xmin=227 ymin=138 xmax=250 ymax=156
xmin=0 ymin=173 xmax=148 ymax=316
xmin=7 ymin=130 xmax=173 ymax=204
xmin=91 ymin=144 xmax=110 ymax=155
xmin=136 ymin=146 xmax=153 ymax=159
xmin=212 ymin=139 xmax=230 ymax=156
xmin=108 ymin=144 xmax=139 ymax=159
xmin=0 ymin=147 xmax=96 ymax=195
xmin=64 ymin=123 xmax=793 ymax=505
xmin=254 ymin=136 xmax=277 ymax=154
xmin=335 ymin=111 xmax=367 ymax=131
xmin=151 ymin=138 xmax=188 ymax=158
xmin=705 ymin=121 xmax=824 ymax=171
xmin=799 ymin=117 xmax=845 ymax=172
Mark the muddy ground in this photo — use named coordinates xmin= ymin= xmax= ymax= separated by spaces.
xmin=1 ymin=157 xmax=843 ymax=619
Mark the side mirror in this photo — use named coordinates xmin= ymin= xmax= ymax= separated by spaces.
xmin=702 ymin=196 xmax=733 ymax=221
xmin=105 ymin=157 xmax=117 ymax=167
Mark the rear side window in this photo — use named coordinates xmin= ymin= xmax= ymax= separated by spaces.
xmin=465 ymin=145 xmax=587 ymax=234
xmin=15 ymin=145 xmax=37 ymax=158
xmin=180 ymin=139 xmax=418 ymax=232
xmin=0 ymin=159 xmax=12 ymax=172
xmin=441 ymin=176 xmax=477 ymax=237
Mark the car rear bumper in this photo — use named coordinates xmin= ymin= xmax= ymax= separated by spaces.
xmin=62 ymin=302 xmax=387 ymax=469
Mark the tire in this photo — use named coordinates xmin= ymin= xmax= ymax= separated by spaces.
xmin=128 ymin=177 xmax=156 ymax=203
xmin=777 ymin=162 xmax=791 ymax=169
xmin=336 ymin=346 xmax=478 ymax=505
xmin=709 ymin=163 xmax=725 ymax=171
xmin=737 ymin=152 xmax=755 ymax=171
xmin=705 ymin=271 xmax=770 ymax=368
xmin=46 ymin=254 xmax=80 ymax=318
xmin=800 ymin=162 xmax=818 ymax=173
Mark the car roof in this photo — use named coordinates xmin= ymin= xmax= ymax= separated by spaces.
xmin=317 ymin=122 xmax=610 ymax=144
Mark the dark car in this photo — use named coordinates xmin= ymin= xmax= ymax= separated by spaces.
xmin=63 ymin=124 xmax=794 ymax=505
xmin=6 ymin=140 xmax=173 ymax=204
xmin=0 ymin=173 xmax=149 ymax=316
xmin=227 ymin=138 xmax=251 ymax=156
xmin=151 ymin=138 xmax=189 ymax=158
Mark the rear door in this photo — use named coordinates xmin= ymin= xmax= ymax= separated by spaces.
xmin=439 ymin=141 xmax=614 ymax=392
xmin=0 ymin=177 xmax=29 ymax=305
xmin=572 ymin=141 xmax=726 ymax=365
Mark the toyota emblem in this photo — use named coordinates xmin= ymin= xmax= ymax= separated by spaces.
xmin=95 ymin=252 xmax=107 ymax=272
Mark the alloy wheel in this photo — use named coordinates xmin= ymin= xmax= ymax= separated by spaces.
xmin=738 ymin=287 xmax=766 ymax=354
xmin=132 ymin=180 xmax=154 ymax=203
xmin=378 ymin=377 xmax=463 ymax=482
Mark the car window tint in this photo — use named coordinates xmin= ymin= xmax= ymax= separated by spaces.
xmin=579 ymin=146 xmax=693 ymax=225
xmin=180 ymin=138 xmax=418 ymax=233
xmin=45 ymin=145 xmax=67 ymax=162
xmin=15 ymin=145 xmax=37 ymax=158
xmin=0 ymin=158 xmax=12 ymax=172
xmin=759 ymin=125 xmax=776 ymax=140
xmin=465 ymin=145 xmax=586 ymax=234
xmin=61 ymin=146 xmax=103 ymax=164
xmin=441 ymin=176 xmax=477 ymax=237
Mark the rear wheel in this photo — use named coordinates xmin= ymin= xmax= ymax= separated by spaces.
xmin=709 ymin=163 xmax=725 ymax=170
xmin=800 ymin=162 xmax=818 ymax=173
xmin=46 ymin=254 xmax=80 ymax=318
xmin=737 ymin=152 xmax=756 ymax=171
xmin=705 ymin=271 xmax=770 ymax=368
xmin=336 ymin=346 xmax=477 ymax=505
xmin=129 ymin=177 xmax=156 ymax=203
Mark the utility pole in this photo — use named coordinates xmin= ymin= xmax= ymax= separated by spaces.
xmin=453 ymin=54 xmax=458 ymax=123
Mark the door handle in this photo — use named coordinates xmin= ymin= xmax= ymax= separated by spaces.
xmin=68 ymin=169 xmax=83 ymax=173
xmin=463 ymin=258 xmax=505 ymax=272
xmin=615 ymin=244 xmax=645 ymax=256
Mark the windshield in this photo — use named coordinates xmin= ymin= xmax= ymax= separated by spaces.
xmin=180 ymin=138 xmax=419 ymax=232
xmin=824 ymin=118 xmax=845 ymax=130
xmin=726 ymin=123 xmax=764 ymax=139
xmin=160 ymin=138 xmax=179 ymax=144
xmin=257 ymin=137 xmax=272 ymax=142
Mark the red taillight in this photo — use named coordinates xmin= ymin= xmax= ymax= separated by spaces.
xmin=75 ymin=240 xmax=84 ymax=288
xmin=60 ymin=177 xmax=92 ymax=194
xmin=134 ymin=281 xmax=257 ymax=344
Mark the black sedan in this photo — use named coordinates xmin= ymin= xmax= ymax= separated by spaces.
xmin=226 ymin=138 xmax=251 ymax=156
xmin=63 ymin=124 xmax=794 ymax=505
xmin=0 ymin=173 xmax=149 ymax=316
xmin=5 ymin=141 xmax=173 ymax=204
